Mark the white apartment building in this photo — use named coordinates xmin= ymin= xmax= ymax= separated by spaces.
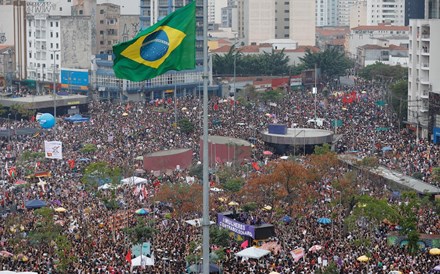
xmin=243 ymin=0 xmax=275 ymax=45
xmin=367 ymin=0 xmax=405 ymax=26
xmin=291 ymin=0 xmax=316 ymax=46
xmin=275 ymin=0 xmax=290 ymax=39
xmin=408 ymin=19 xmax=440 ymax=139
xmin=346 ymin=24 xmax=409 ymax=58
xmin=316 ymin=0 xmax=338 ymax=27
xmin=349 ymin=0 xmax=367 ymax=28
xmin=338 ymin=0 xmax=356 ymax=26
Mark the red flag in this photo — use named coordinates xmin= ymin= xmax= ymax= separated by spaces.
xmin=252 ymin=162 xmax=260 ymax=171
xmin=167 ymin=98 xmax=172 ymax=104
xmin=240 ymin=240 xmax=249 ymax=249
xmin=125 ymin=250 xmax=131 ymax=264
xmin=213 ymin=103 xmax=219 ymax=111
xmin=67 ymin=159 xmax=75 ymax=169
xmin=142 ymin=185 xmax=148 ymax=198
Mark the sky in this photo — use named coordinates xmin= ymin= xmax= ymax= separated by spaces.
xmin=97 ymin=0 xmax=140 ymax=15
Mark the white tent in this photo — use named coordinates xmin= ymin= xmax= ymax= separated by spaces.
xmin=98 ymin=183 xmax=119 ymax=190
xmin=235 ymin=247 xmax=270 ymax=259
xmin=131 ymin=254 xmax=154 ymax=267
xmin=185 ymin=218 xmax=215 ymax=227
xmin=121 ymin=176 xmax=148 ymax=186
xmin=0 ymin=272 xmax=38 ymax=274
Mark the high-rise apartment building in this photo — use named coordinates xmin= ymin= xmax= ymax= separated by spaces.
xmin=96 ymin=3 xmax=120 ymax=55
xmin=275 ymin=0 xmax=290 ymax=39
xmin=221 ymin=0 xmax=238 ymax=29
xmin=338 ymin=0 xmax=356 ymax=26
xmin=405 ymin=0 xmax=425 ymax=25
xmin=407 ymin=0 xmax=440 ymax=140
xmin=349 ymin=0 xmax=367 ymax=28
xmin=243 ymin=0 xmax=275 ymax=45
xmin=366 ymin=0 xmax=405 ymax=25
xmin=291 ymin=0 xmax=316 ymax=46
xmin=426 ymin=0 xmax=440 ymax=18
xmin=316 ymin=0 xmax=338 ymax=27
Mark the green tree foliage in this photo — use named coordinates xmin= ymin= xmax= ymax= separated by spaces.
xmin=178 ymin=118 xmax=195 ymax=134
xmin=223 ymin=177 xmax=244 ymax=193
xmin=345 ymin=195 xmax=400 ymax=233
xmin=213 ymin=48 xmax=290 ymax=76
xmin=313 ymin=143 xmax=332 ymax=155
xmin=9 ymin=103 xmax=35 ymax=120
xmin=28 ymin=208 xmax=76 ymax=271
xmin=124 ymin=218 xmax=156 ymax=244
xmin=81 ymin=161 xmax=122 ymax=192
xmin=210 ymin=226 xmax=230 ymax=247
xmin=432 ymin=167 xmax=440 ymax=184
xmin=358 ymin=62 xmax=407 ymax=81
xmin=398 ymin=192 xmax=421 ymax=253
xmin=389 ymin=79 xmax=408 ymax=123
xmin=260 ymin=89 xmax=284 ymax=103
xmin=0 ymin=103 xmax=6 ymax=116
xmin=299 ymin=48 xmax=354 ymax=80
xmin=80 ymin=143 xmax=98 ymax=154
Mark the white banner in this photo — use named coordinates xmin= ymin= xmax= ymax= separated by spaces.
xmin=44 ymin=141 xmax=63 ymax=159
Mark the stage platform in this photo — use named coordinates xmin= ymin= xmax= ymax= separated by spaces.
xmin=261 ymin=128 xmax=334 ymax=146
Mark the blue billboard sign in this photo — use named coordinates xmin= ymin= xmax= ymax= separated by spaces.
xmin=433 ymin=127 xmax=440 ymax=144
xmin=60 ymin=69 xmax=89 ymax=86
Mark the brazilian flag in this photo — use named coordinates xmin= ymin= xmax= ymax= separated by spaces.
xmin=113 ymin=1 xmax=196 ymax=82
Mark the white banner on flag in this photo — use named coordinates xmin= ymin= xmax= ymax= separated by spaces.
xmin=44 ymin=141 xmax=63 ymax=159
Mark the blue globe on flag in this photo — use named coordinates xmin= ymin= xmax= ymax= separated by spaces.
xmin=38 ymin=113 xmax=56 ymax=129
xmin=140 ymin=30 xmax=169 ymax=62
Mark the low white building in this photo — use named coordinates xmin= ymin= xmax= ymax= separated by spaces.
xmin=408 ymin=19 xmax=440 ymax=139
xmin=346 ymin=24 xmax=409 ymax=58
xmin=356 ymin=43 xmax=408 ymax=68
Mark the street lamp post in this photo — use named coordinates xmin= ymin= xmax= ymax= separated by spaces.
xmin=50 ymin=50 xmax=60 ymax=137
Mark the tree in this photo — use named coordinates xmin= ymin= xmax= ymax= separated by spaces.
xmin=222 ymin=177 xmax=244 ymax=193
xmin=299 ymin=48 xmax=354 ymax=81
xmin=241 ymin=172 xmax=282 ymax=210
xmin=432 ymin=167 xmax=440 ymax=184
xmin=344 ymin=195 xmax=400 ymax=233
xmin=358 ymin=62 xmax=407 ymax=81
xmin=210 ymin=226 xmax=230 ymax=247
xmin=124 ymin=218 xmax=156 ymax=244
xmin=212 ymin=45 xmax=241 ymax=76
xmin=81 ymin=161 xmax=122 ymax=193
xmin=80 ymin=143 xmax=98 ymax=154
xmin=271 ymin=161 xmax=316 ymax=215
xmin=260 ymin=89 xmax=284 ymax=103
xmin=178 ymin=118 xmax=195 ymax=134
xmin=155 ymin=183 xmax=203 ymax=217
xmin=389 ymin=79 xmax=408 ymax=123
xmin=308 ymin=145 xmax=340 ymax=182
xmin=398 ymin=192 xmax=421 ymax=253
xmin=28 ymin=208 xmax=76 ymax=271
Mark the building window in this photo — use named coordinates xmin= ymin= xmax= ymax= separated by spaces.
xmin=29 ymin=31 xmax=31 ymax=37
xmin=100 ymin=20 xmax=104 ymax=24
xmin=29 ymin=52 xmax=32 ymax=58
xmin=50 ymin=32 xmax=53 ymax=38
xmin=50 ymin=22 xmax=53 ymax=27
xmin=100 ymin=9 xmax=105 ymax=14
xmin=51 ymin=43 xmax=53 ymax=48
xmin=56 ymin=43 xmax=59 ymax=49
xmin=56 ymin=32 xmax=59 ymax=38
xmin=56 ymin=22 xmax=59 ymax=27
xmin=59 ymin=7 xmax=62 ymax=11
xmin=51 ymin=54 xmax=53 ymax=60
xmin=100 ymin=41 xmax=104 ymax=45
xmin=56 ymin=54 xmax=59 ymax=60
xmin=79 ymin=10 xmax=83 ymax=15
xmin=100 ymin=30 xmax=104 ymax=34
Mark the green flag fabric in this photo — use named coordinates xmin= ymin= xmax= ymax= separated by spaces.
xmin=113 ymin=1 xmax=196 ymax=82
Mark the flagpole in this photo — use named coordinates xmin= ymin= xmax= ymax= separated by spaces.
xmin=202 ymin=0 xmax=210 ymax=272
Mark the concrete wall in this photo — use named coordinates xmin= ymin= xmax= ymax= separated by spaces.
xmin=0 ymin=5 xmax=14 ymax=46
xmin=60 ymin=17 xmax=92 ymax=69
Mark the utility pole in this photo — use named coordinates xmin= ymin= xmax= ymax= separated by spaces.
xmin=313 ymin=63 xmax=317 ymax=120
xmin=50 ymin=49 xmax=60 ymax=138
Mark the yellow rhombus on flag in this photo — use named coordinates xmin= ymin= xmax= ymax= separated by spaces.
xmin=112 ymin=1 xmax=196 ymax=82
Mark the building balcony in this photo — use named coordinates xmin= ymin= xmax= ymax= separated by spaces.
xmin=420 ymin=78 xmax=430 ymax=85
xmin=421 ymin=49 xmax=430 ymax=55
xmin=421 ymin=90 xmax=429 ymax=99
xmin=421 ymin=34 xmax=430 ymax=41
xmin=421 ymin=63 xmax=429 ymax=70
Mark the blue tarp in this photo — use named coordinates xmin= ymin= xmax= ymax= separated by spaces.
xmin=25 ymin=199 xmax=46 ymax=209
xmin=64 ymin=114 xmax=90 ymax=123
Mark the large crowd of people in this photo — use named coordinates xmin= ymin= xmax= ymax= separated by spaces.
xmin=0 ymin=78 xmax=439 ymax=273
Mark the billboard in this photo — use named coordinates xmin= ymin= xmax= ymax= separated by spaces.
xmin=60 ymin=69 xmax=89 ymax=90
